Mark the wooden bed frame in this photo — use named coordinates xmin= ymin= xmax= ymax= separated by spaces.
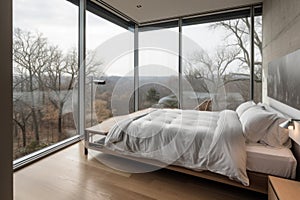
xmin=85 ymin=143 xmax=269 ymax=193
xmin=84 ymin=109 xmax=300 ymax=195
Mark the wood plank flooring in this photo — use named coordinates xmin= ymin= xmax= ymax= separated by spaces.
xmin=14 ymin=142 xmax=267 ymax=200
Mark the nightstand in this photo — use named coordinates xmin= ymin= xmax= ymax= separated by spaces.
xmin=268 ymin=176 xmax=300 ymax=200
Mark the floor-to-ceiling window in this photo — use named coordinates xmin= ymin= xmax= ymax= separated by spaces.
xmin=13 ymin=0 xmax=78 ymax=160
xmin=84 ymin=3 xmax=134 ymax=127
xmin=138 ymin=25 xmax=179 ymax=109
xmin=181 ymin=8 xmax=262 ymax=110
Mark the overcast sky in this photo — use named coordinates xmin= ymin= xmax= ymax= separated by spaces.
xmin=13 ymin=0 xmax=127 ymax=51
xmin=13 ymin=0 xmax=234 ymax=76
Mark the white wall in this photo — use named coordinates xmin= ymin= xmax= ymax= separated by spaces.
xmin=262 ymin=0 xmax=300 ymax=117
xmin=0 ymin=0 xmax=13 ymax=199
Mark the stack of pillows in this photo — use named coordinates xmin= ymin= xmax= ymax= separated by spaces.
xmin=236 ymin=101 xmax=291 ymax=148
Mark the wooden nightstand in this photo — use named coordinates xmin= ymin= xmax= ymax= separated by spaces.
xmin=268 ymin=176 xmax=300 ymax=200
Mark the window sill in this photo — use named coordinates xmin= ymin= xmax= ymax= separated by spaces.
xmin=13 ymin=135 xmax=83 ymax=171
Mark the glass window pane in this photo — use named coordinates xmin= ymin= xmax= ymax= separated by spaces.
xmin=182 ymin=17 xmax=252 ymax=110
xmin=138 ymin=27 xmax=179 ymax=109
xmin=13 ymin=0 xmax=78 ymax=159
xmin=86 ymin=11 xmax=134 ymax=127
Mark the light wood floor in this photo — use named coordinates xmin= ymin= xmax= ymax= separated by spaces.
xmin=14 ymin=142 xmax=267 ymax=200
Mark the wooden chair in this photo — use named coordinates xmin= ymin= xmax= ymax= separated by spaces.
xmin=194 ymin=98 xmax=212 ymax=111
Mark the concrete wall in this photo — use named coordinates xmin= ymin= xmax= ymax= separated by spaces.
xmin=262 ymin=0 xmax=300 ymax=115
xmin=0 ymin=0 xmax=13 ymax=200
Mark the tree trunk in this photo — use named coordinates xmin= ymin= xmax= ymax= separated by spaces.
xmin=58 ymin=103 xmax=63 ymax=140
xmin=14 ymin=123 xmax=18 ymax=137
xmin=31 ymin=107 xmax=39 ymax=142
xmin=21 ymin=126 xmax=26 ymax=147
xmin=14 ymin=120 xmax=27 ymax=147
xmin=58 ymin=112 xmax=62 ymax=139
xmin=29 ymin=72 xmax=39 ymax=143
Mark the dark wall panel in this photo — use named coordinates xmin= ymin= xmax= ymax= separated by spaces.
xmin=268 ymin=49 xmax=300 ymax=110
xmin=0 ymin=0 xmax=13 ymax=199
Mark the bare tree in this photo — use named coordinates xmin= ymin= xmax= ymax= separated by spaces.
xmin=13 ymin=96 xmax=32 ymax=147
xmin=184 ymin=17 xmax=262 ymax=108
xmin=13 ymin=28 xmax=104 ymax=158
xmin=212 ymin=17 xmax=262 ymax=81
xmin=185 ymin=46 xmax=244 ymax=108
xmin=13 ymin=28 xmax=57 ymax=143
xmin=43 ymin=49 xmax=78 ymax=138
xmin=43 ymin=48 xmax=103 ymax=138
xmin=86 ymin=50 xmax=103 ymax=77
xmin=45 ymin=52 xmax=65 ymax=137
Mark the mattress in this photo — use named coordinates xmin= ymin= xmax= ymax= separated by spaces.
xmin=246 ymin=143 xmax=297 ymax=179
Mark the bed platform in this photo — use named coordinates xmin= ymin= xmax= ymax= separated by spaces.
xmin=85 ymin=136 xmax=269 ymax=194
xmin=84 ymin=108 xmax=300 ymax=195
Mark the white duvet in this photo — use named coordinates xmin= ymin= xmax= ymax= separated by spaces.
xmin=104 ymin=108 xmax=249 ymax=186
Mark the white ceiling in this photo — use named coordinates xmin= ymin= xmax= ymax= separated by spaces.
xmin=99 ymin=0 xmax=263 ymax=24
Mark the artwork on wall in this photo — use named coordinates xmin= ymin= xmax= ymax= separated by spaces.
xmin=268 ymin=49 xmax=300 ymax=110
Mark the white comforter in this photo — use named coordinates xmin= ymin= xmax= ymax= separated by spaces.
xmin=104 ymin=109 xmax=249 ymax=186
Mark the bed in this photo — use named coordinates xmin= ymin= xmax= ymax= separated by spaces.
xmin=84 ymin=102 xmax=299 ymax=194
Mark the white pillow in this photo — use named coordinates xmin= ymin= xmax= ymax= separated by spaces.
xmin=259 ymin=117 xmax=290 ymax=147
xmin=257 ymin=102 xmax=287 ymax=118
xmin=236 ymin=101 xmax=256 ymax=118
xmin=256 ymin=103 xmax=291 ymax=147
xmin=240 ymin=106 xmax=278 ymax=143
